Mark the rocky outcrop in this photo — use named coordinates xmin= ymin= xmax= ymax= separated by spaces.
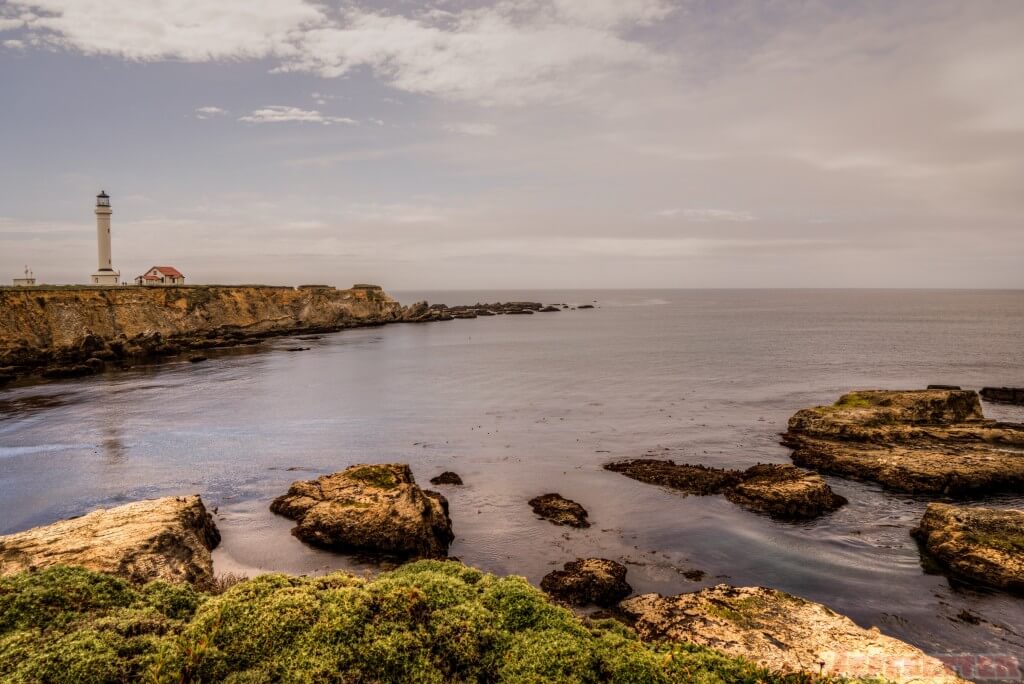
xmin=981 ymin=387 xmax=1024 ymax=405
xmin=270 ymin=464 xmax=453 ymax=558
xmin=528 ymin=493 xmax=590 ymax=528
xmin=620 ymin=586 xmax=962 ymax=684
xmin=0 ymin=496 xmax=220 ymax=587
xmin=429 ymin=471 xmax=464 ymax=486
xmin=604 ymin=459 xmax=846 ymax=520
xmin=783 ymin=390 xmax=1024 ymax=496
xmin=912 ymin=503 xmax=1024 ymax=592
xmin=399 ymin=301 xmax=556 ymax=322
xmin=540 ymin=558 xmax=631 ymax=607
xmin=0 ymin=284 xmax=401 ymax=382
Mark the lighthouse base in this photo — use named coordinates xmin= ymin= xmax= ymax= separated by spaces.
xmin=91 ymin=270 xmax=120 ymax=286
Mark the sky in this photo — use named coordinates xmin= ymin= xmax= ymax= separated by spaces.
xmin=0 ymin=0 xmax=1022 ymax=289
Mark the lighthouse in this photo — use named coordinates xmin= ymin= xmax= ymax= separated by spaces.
xmin=90 ymin=191 xmax=120 ymax=285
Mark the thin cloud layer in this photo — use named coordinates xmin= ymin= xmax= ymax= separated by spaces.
xmin=238 ymin=106 xmax=357 ymax=125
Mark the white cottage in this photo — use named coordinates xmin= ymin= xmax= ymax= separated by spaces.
xmin=135 ymin=266 xmax=185 ymax=286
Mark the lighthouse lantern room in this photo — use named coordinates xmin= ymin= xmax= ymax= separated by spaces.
xmin=90 ymin=190 xmax=120 ymax=285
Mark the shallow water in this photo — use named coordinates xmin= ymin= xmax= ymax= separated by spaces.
xmin=2 ymin=290 xmax=1023 ymax=670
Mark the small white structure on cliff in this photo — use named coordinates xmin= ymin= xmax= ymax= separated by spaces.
xmin=12 ymin=266 xmax=36 ymax=287
xmin=90 ymin=190 xmax=120 ymax=285
xmin=135 ymin=266 xmax=185 ymax=286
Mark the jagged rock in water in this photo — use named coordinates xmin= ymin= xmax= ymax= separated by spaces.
xmin=528 ymin=493 xmax=590 ymax=528
xmin=782 ymin=389 xmax=1024 ymax=496
xmin=541 ymin=558 xmax=631 ymax=607
xmin=620 ymin=586 xmax=963 ymax=684
xmin=604 ymin=459 xmax=845 ymax=520
xmin=429 ymin=471 xmax=464 ymax=486
xmin=912 ymin=503 xmax=1024 ymax=593
xmin=0 ymin=496 xmax=220 ymax=587
xmin=270 ymin=464 xmax=453 ymax=558
xmin=980 ymin=387 xmax=1024 ymax=406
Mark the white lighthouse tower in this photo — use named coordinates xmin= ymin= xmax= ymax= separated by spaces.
xmin=90 ymin=190 xmax=120 ymax=285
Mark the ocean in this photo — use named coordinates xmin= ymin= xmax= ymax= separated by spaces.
xmin=1 ymin=289 xmax=1022 ymax=663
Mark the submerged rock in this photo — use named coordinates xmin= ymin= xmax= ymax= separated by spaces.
xmin=429 ymin=471 xmax=464 ymax=486
xmin=783 ymin=389 xmax=1024 ymax=496
xmin=541 ymin=558 xmax=631 ymax=607
xmin=912 ymin=503 xmax=1024 ymax=593
xmin=528 ymin=493 xmax=590 ymax=528
xmin=0 ymin=495 xmax=220 ymax=587
xmin=620 ymin=586 xmax=962 ymax=684
xmin=270 ymin=463 xmax=453 ymax=558
xmin=604 ymin=459 xmax=846 ymax=520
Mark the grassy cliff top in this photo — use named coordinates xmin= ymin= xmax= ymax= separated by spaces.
xmin=0 ymin=561 xmax=874 ymax=684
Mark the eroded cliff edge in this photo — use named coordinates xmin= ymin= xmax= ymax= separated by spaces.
xmin=0 ymin=284 xmax=402 ymax=382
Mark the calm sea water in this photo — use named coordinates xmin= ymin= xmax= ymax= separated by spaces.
xmin=2 ymin=290 xmax=1023 ymax=666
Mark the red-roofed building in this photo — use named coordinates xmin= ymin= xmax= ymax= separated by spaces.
xmin=134 ymin=266 xmax=185 ymax=286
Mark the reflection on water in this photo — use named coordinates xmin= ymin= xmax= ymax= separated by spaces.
xmin=1 ymin=289 xmax=1023 ymax=668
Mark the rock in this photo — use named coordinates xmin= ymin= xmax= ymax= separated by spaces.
xmin=41 ymin=364 xmax=94 ymax=379
xmin=528 ymin=493 xmax=590 ymax=528
xmin=0 ymin=495 xmax=220 ymax=587
xmin=84 ymin=357 xmax=105 ymax=372
xmin=725 ymin=463 xmax=847 ymax=519
xmin=285 ymin=347 xmax=311 ymax=352
xmin=541 ymin=558 xmax=631 ymax=607
xmin=927 ymin=384 xmax=961 ymax=390
xmin=189 ymin=355 xmax=208 ymax=363
xmin=539 ymin=306 xmax=560 ymax=312
xmin=430 ymin=471 xmax=464 ymax=486
xmin=604 ymin=459 xmax=846 ymax=520
xmin=620 ymin=586 xmax=962 ymax=684
xmin=980 ymin=387 xmax=1024 ymax=405
xmin=604 ymin=459 xmax=741 ymax=495
xmin=577 ymin=304 xmax=595 ymax=309
xmin=0 ymin=373 xmax=13 ymax=387
xmin=270 ymin=463 xmax=453 ymax=558
xmin=783 ymin=390 xmax=1024 ymax=496
xmin=912 ymin=503 xmax=1024 ymax=592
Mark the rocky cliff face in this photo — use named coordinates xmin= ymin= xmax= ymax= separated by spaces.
xmin=0 ymin=285 xmax=403 ymax=382
xmin=0 ymin=285 xmax=401 ymax=349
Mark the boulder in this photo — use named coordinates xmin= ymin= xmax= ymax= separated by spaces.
xmin=429 ymin=471 xmax=464 ymax=486
xmin=540 ymin=558 xmax=631 ymax=607
xmin=724 ymin=463 xmax=847 ymax=519
xmin=528 ymin=493 xmax=590 ymax=528
xmin=783 ymin=390 xmax=1024 ymax=496
xmin=270 ymin=464 xmax=453 ymax=558
xmin=912 ymin=503 xmax=1024 ymax=592
xmin=0 ymin=496 xmax=220 ymax=587
xmin=604 ymin=459 xmax=846 ymax=520
xmin=620 ymin=586 xmax=962 ymax=684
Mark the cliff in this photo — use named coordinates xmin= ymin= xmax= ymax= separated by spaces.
xmin=0 ymin=284 xmax=400 ymax=349
xmin=0 ymin=285 xmax=402 ymax=383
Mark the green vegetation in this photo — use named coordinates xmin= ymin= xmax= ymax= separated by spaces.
xmin=346 ymin=465 xmax=400 ymax=490
xmin=0 ymin=562 xmax=879 ymax=684
xmin=967 ymin=529 xmax=1024 ymax=555
xmin=833 ymin=393 xmax=872 ymax=410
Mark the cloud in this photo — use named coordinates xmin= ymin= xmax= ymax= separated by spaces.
xmin=445 ymin=122 xmax=498 ymax=137
xmin=238 ymin=106 xmax=357 ymax=125
xmin=194 ymin=106 xmax=227 ymax=119
xmin=2 ymin=0 xmax=322 ymax=61
xmin=284 ymin=5 xmax=668 ymax=105
xmin=4 ymin=0 xmax=671 ymax=105
xmin=655 ymin=209 xmax=755 ymax=222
